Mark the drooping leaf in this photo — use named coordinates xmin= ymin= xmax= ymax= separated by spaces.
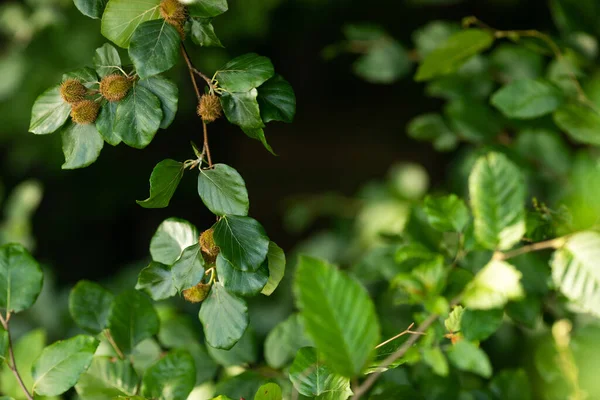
xmin=114 ymin=84 xmax=163 ymax=149
xmin=553 ymin=102 xmax=600 ymax=146
xmin=199 ymin=282 xmax=248 ymax=350
xmin=289 ymin=347 xmax=353 ymax=399
xmin=137 ymin=159 xmax=185 ymax=209
xmin=216 ymin=254 xmax=268 ymax=296
xmin=447 ymin=340 xmax=492 ymax=378
xmin=241 ymin=127 xmax=275 ymax=155
xmin=551 ymin=231 xmax=600 ymax=316
xmin=187 ymin=0 xmax=228 ymax=18
xmin=137 ymin=75 xmax=179 ymax=129
xmin=213 ymin=215 xmax=269 ymax=272
xmin=294 ymin=256 xmax=380 ymax=377
xmin=32 ymin=335 xmax=99 ymax=396
xmin=254 ymin=383 xmax=282 ymax=400
xmin=220 ymin=89 xmax=264 ymax=129
xmin=264 ymin=314 xmax=312 ymax=369
xmin=29 ymin=86 xmax=71 ymax=135
xmin=61 ymin=121 xmax=105 ymax=170
xmin=423 ymin=194 xmax=470 ymax=232
xmin=93 ymin=43 xmax=122 ymax=77
xmin=491 ymin=79 xmax=564 ymax=119
xmin=135 ymin=262 xmax=177 ymax=301
xmin=216 ymin=53 xmax=274 ymax=92
xmin=75 ymin=357 xmax=138 ymax=400
xmin=171 ymin=244 xmax=205 ymax=291
xmin=416 ymin=29 xmax=495 ymax=81
xmin=198 ymin=164 xmax=249 ymax=216
xmin=461 ymin=308 xmax=504 ymax=341
xmin=141 ymin=350 xmax=196 ymax=400
xmin=261 ymin=241 xmax=286 ymax=296
xmin=0 ymin=243 xmax=43 ymax=313
xmin=69 ymin=280 xmax=114 ymax=334
xmin=74 ymin=0 xmax=108 ymax=19
xmin=107 ymin=290 xmax=160 ymax=354
xmin=469 ymin=152 xmax=526 ymax=250
xmin=191 ymin=18 xmax=223 ymax=47
xmin=96 ymin=101 xmax=120 ymax=145
xmin=101 ymin=0 xmax=162 ymax=48
xmin=257 ymin=74 xmax=296 ymax=123
xmin=462 ymin=260 xmax=524 ymax=309
xmin=150 ymin=218 xmax=198 ymax=265
xmin=129 ymin=20 xmax=180 ymax=79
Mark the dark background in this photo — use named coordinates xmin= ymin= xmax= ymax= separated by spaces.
xmin=0 ymin=0 xmax=554 ymax=283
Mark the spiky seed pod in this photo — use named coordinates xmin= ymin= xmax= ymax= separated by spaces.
xmin=182 ymin=283 xmax=211 ymax=303
xmin=99 ymin=74 xmax=132 ymax=102
xmin=199 ymin=228 xmax=219 ymax=264
xmin=70 ymin=100 xmax=100 ymax=125
xmin=60 ymin=79 xmax=87 ymax=104
xmin=197 ymin=94 xmax=222 ymax=123
xmin=160 ymin=0 xmax=186 ymax=37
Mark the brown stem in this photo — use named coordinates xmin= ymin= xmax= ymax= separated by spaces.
xmin=180 ymin=44 xmax=201 ymax=101
xmin=0 ymin=314 xmax=34 ymax=400
xmin=494 ymin=237 xmax=567 ymax=261
xmin=202 ymin=122 xmax=213 ymax=167
xmin=103 ymin=330 xmax=126 ymax=360
xmin=374 ymin=323 xmax=425 ymax=350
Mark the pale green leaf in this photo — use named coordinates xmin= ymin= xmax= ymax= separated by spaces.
xmin=353 ymin=40 xmax=412 ymax=84
xmin=150 ymin=218 xmax=198 ymax=265
xmin=137 ymin=159 xmax=185 ymax=209
xmin=75 ymin=357 xmax=138 ymax=399
xmin=462 ymin=260 xmax=524 ymax=309
xmin=447 ymin=340 xmax=492 ymax=378
xmin=444 ymin=305 xmax=464 ymax=333
xmin=29 ymin=86 xmax=70 ymax=135
xmin=491 ymin=79 xmax=564 ymax=119
xmin=101 ymin=0 xmax=162 ymax=48
xmin=264 ymin=314 xmax=312 ymax=369
xmin=261 ymin=241 xmax=286 ymax=296
xmin=61 ymin=121 xmax=105 ymax=170
xmin=0 ymin=330 xmax=46 ymax=398
xmin=254 ymin=383 xmax=282 ymax=400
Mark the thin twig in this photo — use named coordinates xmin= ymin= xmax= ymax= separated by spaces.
xmin=180 ymin=44 xmax=202 ymax=101
xmin=103 ymin=330 xmax=126 ymax=360
xmin=374 ymin=323 xmax=425 ymax=349
xmin=202 ymin=122 xmax=213 ymax=167
xmin=494 ymin=237 xmax=567 ymax=261
xmin=0 ymin=314 xmax=34 ymax=400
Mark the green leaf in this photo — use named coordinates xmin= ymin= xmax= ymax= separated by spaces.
xmin=469 ymin=152 xmax=526 ymax=250
xmin=216 ymin=53 xmax=274 ymax=92
xmin=0 ymin=330 xmax=46 ymax=398
xmin=422 ymin=347 xmax=449 ymax=377
xmin=63 ymin=67 xmax=99 ymax=87
xmin=353 ymin=40 xmax=412 ymax=84
xmin=137 ymin=75 xmax=179 ymax=129
xmin=289 ymin=347 xmax=353 ymax=399
xmin=206 ymin=328 xmax=256 ymax=367
xmin=461 ymin=308 xmax=503 ymax=341
xmin=213 ymin=215 xmax=269 ymax=272
xmin=412 ymin=20 xmax=460 ymax=57
xmin=114 ymin=83 xmax=163 ymax=149
xmin=553 ymin=102 xmax=600 ymax=145
xmin=75 ymin=357 xmax=138 ymax=399
xmin=191 ymin=18 xmax=223 ymax=47
xmin=101 ymin=0 xmax=162 ymax=48
xmin=490 ymin=44 xmax=544 ymax=83
xmin=135 ymin=262 xmax=177 ymax=301
xmin=444 ymin=99 xmax=502 ymax=142
xmin=199 ymin=282 xmax=248 ymax=350
xmin=198 ymin=164 xmax=249 ymax=216
xmin=264 ymin=314 xmax=312 ymax=369
xmin=93 ymin=43 xmax=121 ymax=77
xmin=257 ymin=74 xmax=296 ymax=123
xmin=221 ymin=90 xmax=264 ymax=129
xmin=261 ymin=241 xmax=286 ymax=296
xmin=407 ymin=113 xmax=457 ymax=152
xmin=416 ymin=29 xmax=495 ymax=81
xmin=96 ymin=101 xmax=120 ymax=145
xmin=216 ymin=254 xmax=268 ymax=296
xmin=551 ymin=231 xmax=600 ymax=316
xmin=462 ymin=260 xmax=524 ymax=309
xmin=254 ymin=383 xmax=282 ymax=400
xmin=241 ymin=127 xmax=275 ymax=155
xmin=171 ymin=244 xmax=205 ymax=291
xmin=444 ymin=305 xmax=464 ymax=333
xmin=32 ymin=335 xmax=99 ymax=396
xmin=61 ymin=121 xmax=105 ymax=170
xmin=141 ymin=350 xmax=196 ymax=400
xmin=74 ymin=0 xmax=108 ymax=19
xmin=0 ymin=243 xmax=43 ymax=313
xmin=187 ymin=0 xmax=228 ymax=18
xmin=294 ymin=256 xmax=380 ymax=377
xmin=69 ymin=280 xmax=114 ymax=334
xmin=213 ymin=371 xmax=265 ymax=399
xmin=447 ymin=340 xmax=492 ymax=378
xmin=423 ymin=194 xmax=469 ymax=232
xmin=29 ymin=86 xmax=71 ymax=134
xmin=489 ymin=368 xmax=532 ymax=400
xmin=150 ymin=218 xmax=198 ymax=265
xmin=108 ymin=289 xmax=160 ymax=354
xmin=129 ymin=20 xmax=180 ymax=79
xmin=491 ymin=79 xmax=564 ymax=119
xmin=137 ymin=159 xmax=185 ymax=209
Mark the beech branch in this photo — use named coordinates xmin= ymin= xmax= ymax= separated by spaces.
xmin=0 ymin=313 xmax=34 ymax=400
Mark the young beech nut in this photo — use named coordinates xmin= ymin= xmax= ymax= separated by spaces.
xmin=199 ymin=228 xmax=219 ymax=264
xmin=160 ymin=0 xmax=186 ymax=38
xmin=60 ymin=79 xmax=87 ymax=104
xmin=70 ymin=100 xmax=100 ymax=125
xmin=99 ymin=74 xmax=132 ymax=102
xmin=182 ymin=283 xmax=211 ymax=303
xmin=197 ymin=94 xmax=222 ymax=123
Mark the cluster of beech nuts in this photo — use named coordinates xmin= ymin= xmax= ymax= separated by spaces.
xmin=183 ymin=228 xmax=220 ymax=303
xmin=59 ymin=74 xmax=132 ymax=125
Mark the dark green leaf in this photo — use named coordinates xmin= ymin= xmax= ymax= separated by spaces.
xmin=489 ymin=368 xmax=532 ymax=400
xmin=138 ymin=75 xmax=179 ymax=129
xmin=141 ymin=350 xmax=196 ymax=400
xmin=261 ymin=241 xmax=286 ymax=296
xmin=444 ymin=99 xmax=502 ymax=142
xmin=108 ymin=289 xmax=160 ymax=354
xmin=216 ymin=254 xmax=268 ymax=296
xmin=423 ymin=194 xmax=469 ymax=232
xmin=554 ymin=102 xmax=600 ymax=146
xmin=294 ymin=256 xmax=380 ymax=377
xmin=462 ymin=260 xmax=524 ymax=309
xmin=171 ymin=244 xmax=205 ymax=291
xmin=461 ymin=308 xmax=503 ymax=341
xmin=69 ymin=280 xmax=114 ymax=334
xmin=61 ymin=121 xmax=105 ymax=170
xmin=491 ymin=79 xmax=564 ymax=119
xmin=129 ymin=20 xmax=180 ymax=79
xmin=198 ymin=164 xmax=249 ymax=216
xmin=96 ymin=101 xmax=120 ymax=146
xmin=216 ymin=53 xmax=274 ymax=92
xmin=150 ymin=218 xmax=198 ymax=265
xmin=354 ymin=40 xmax=412 ymax=84
xmin=135 ymin=262 xmax=177 ymax=301
xmin=93 ymin=43 xmax=121 ymax=77
xmin=213 ymin=371 xmax=265 ymax=400
xmin=206 ymin=328 xmax=256 ymax=367
xmin=221 ymin=90 xmax=264 ymax=129
xmin=63 ymin=68 xmax=99 ymax=86
xmin=447 ymin=340 xmax=492 ymax=378
xmin=137 ymin=159 xmax=185 ymax=209
xmin=187 ymin=0 xmax=228 ymax=18
xmin=32 ymin=335 xmax=99 ymax=396
xmin=100 ymin=0 xmax=162 ymax=48
xmin=254 ymin=383 xmax=282 ymax=400
xmin=29 ymin=86 xmax=70 ymax=135
xmin=191 ymin=18 xmax=223 ymax=47
xmin=75 ymin=357 xmax=138 ymax=399
xmin=257 ymin=74 xmax=296 ymax=123
xmin=241 ymin=127 xmax=275 ymax=155
xmin=114 ymin=82 xmax=163 ymax=149
xmin=0 ymin=243 xmax=43 ymax=313
xmin=264 ymin=314 xmax=312 ymax=369
xmin=199 ymin=282 xmax=248 ymax=349
xmin=74 ymin=0 xmax=108 ymax=19
xmin=213 ymin=215 xmax=269 ymax=272
xmin=416 ymin=29 xmax=495 ymax=81
xmin=289 ymin=347 xmax=352 ymax=399
xmin=407 ymin=113 xmax=457 ymax=152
